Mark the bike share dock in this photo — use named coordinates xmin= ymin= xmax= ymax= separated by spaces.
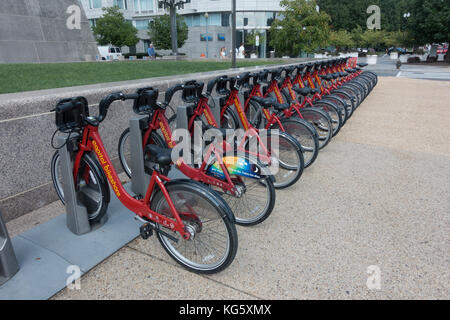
xmin=0 ymin=106 xmax=197 ymax=300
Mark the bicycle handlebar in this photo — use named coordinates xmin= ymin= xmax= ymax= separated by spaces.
xmin=98 ymin=92 xmax=138 ymax=122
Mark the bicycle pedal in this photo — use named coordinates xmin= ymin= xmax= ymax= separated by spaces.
xmin=133 ymin=194 xmax=143 ymax=200
xmin=139 ymin=223 xmax=153 ymax=240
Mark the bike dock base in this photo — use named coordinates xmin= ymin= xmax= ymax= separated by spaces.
xmin=0 ymin=184 xmax=139 ymax=300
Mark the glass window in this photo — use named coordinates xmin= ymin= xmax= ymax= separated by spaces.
xmin=89 ymin=19 xmax=96 ymax=27
xmin=221 ymin=13 xmax=230 ymax=27
xmin=90 ymin=0 xmax=102 ymax=9
xmin=192 ymin=14 xmax=200 ymax=27
xmin=114 ymin=0 xmax=127 ymax=9
xmin=140 ymin=0 xmax=153 ymax=12
xmin=135 ymin=20 xmax=149 ymax=30
xmin=266 ymin=12 xmax=276 ymax=26
xmin=236 ymin=12 xmax=244 ymax=27
xmin=208 ymin=13 xmax=221 ymax=26
xmin=134 ymin=0 xmax=153 ymax=13
xmin=183 ymin=15 xmax=193 ymax=27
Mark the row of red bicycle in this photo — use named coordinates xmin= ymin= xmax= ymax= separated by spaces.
xmin=50 ymin=57 xmax=377 ymax=274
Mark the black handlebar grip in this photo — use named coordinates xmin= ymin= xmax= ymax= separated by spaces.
xmin=98 ymin=92 xmax=123 ymax=122
xmin=164 ymin=84 xmax=184 ymax=104
xmin=206 ymin=76 xmax=223 ymax=94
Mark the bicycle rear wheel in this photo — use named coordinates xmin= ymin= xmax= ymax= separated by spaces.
xmin=313 ymin=99 xmax=342 ymax=137
xmin=273 ymin=117 xmax=319 ymax=168
xmin=297 ymin=107 xmax=333 ymax=149
xmin=118 ymin=128 xmax=167 ymax=178
xmin=51 ymin=151 xmax=110 ymax=223
xmin=208 ymin=156 xmax=276 ymax=226
xmin=151 ymin=180 xmax=238 ymax=274
xmin=252 ymin=130 xmax=304 ymax=189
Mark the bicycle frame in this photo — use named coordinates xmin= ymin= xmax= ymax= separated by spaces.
xmin=72 ymin=124 xmax=193 ymax=240
xmin=219 ymin=88 xmax=273 ymax=163
xmin=141 ymin=107 xmax=243 ymax=196
xmin=263 ymin=75 xmax=312 ymax=121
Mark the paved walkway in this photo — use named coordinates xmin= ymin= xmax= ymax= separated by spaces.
xmin=7 ymin=77 xmax=450 ymax=299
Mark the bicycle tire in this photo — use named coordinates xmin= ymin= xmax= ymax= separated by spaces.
xmin=118 ymin=128 xmax=167 ymax=178
xmin=51 ymin=151 xmax=110 ymax=223
xmin=295 ymin=107 xmax=333 ymax=149
xmin=272 ymin=117 xmax=319 ymax=168
xmin=251 ymin=130 xmax=305 ymax=189
xmin=151 ymin=180 xmax=238 ymax=274
xmin=313 ymin=99 xmax=343 ymax=137
xmin=167 ymin=113 xmax=277 ymax=227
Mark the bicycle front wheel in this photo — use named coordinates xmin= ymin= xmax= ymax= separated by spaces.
xmin=151 ymin=181 xmax=238 ymax=274
xmin=255 ymin=130 xmax=305 ymax=189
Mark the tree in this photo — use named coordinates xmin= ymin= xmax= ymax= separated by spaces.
xmin=158 ymin=1 xmax=191 ymax=55
xmin=92 ymin=6 xmax=139 ymax=47
xmin=148 ymin=14 xmax=188 ymax=50
xmin=408 ymin=0 xmax=450 ymax=46
xmin=269 ymin=0 xmax=331 ymax=57
xmin=361 ymin=30 xmax=389 ymax=50
xmin=317 ymin=0 xmax=415 ymax=32
xmin=329 ymin=30 xmax=355 ymax=51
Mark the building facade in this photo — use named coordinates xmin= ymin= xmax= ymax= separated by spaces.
xmin=80 ymin=0 xmax=283 ymax=58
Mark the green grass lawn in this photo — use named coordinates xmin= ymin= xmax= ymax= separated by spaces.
xmin=0 ymin=60 xmax=283 ymax=94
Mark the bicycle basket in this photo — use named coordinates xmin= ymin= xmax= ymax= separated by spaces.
xmin=133 ymin=87 xmax=159 ymax=114
xmin=54 ymin=97 xmax=89 ymax=131
xmin=182 ymin=81 xmax=204 ymax=103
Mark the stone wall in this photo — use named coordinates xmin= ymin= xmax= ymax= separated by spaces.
xmin=0 ymin=0 xmax=99 ymax=63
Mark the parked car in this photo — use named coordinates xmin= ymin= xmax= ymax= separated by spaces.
xmin=97 ymin=46 xmax=123 ymax=61
xmin=437 ymin=44 xmax=448 ymax=55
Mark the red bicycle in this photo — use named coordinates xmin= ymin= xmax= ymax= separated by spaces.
xmin=252 ymin=68 xmax=334 ymax=149
xmin=50 ymin=91 xmax=238 ymax=274
xmin=117 ymin=86 xmax=276 ymax=226
xmin=207 ymin=75 xmax=305 ymax=189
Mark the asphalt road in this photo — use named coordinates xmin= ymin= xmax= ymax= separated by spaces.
xmin=46 ymin=76 xmax=450 ymax=300
xmin=361 ymin=56 xmax=450 ymax=80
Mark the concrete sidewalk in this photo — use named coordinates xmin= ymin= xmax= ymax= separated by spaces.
xmin=6 ymin=77 xmax=450 ymax=299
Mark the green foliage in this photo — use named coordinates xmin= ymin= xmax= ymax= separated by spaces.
xmin=329 ymin=30 xmax=355 ymax=51
xmin=92 ymin=6 xmax=139 ymax=47
xmin=317 ymin=0 xmax=415 ymax=31
xmin=148 ymin=14 xmax=189 ymax=50
xmin=360 ymin=30 xmax=389 ymax=49
xmin=246 ymin=31 xmax=266 ymax=47
xmin=269 ymin=0 xmax=331 ymax=56
xmin=408 ymin=0 xmax=450 ymax=45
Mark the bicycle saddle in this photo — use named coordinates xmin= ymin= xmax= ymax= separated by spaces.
xmin=145 ymin=144 xmax=173 ymax=166
xmin=250 ymin=96 xmax=289 ymax=110
xmin=319 ymin=74 xmax=333 ymax=81
xmin=292 ymin=87 xmax=313 ymax=96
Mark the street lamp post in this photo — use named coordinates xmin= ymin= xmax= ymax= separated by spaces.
xmin=231 ymin=0 xmax=236 ymax=68
xmin=205 ymin=12 xmax=209 ymax=58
